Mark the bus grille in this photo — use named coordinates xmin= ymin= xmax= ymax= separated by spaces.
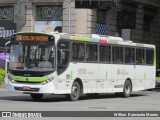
xmin=14 ymin=87 xmax=39 ymax=92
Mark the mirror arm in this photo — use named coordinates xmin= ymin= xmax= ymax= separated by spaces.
xmin=4 ymin=41 xmax=11 ymax=60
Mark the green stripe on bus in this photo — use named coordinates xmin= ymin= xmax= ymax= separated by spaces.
xmin=70 ymin=36 xmax=90 ymax=42
xmin=154 ymin=48 xmax=156 ymax=66
xmin=10 ymin=74 xmax=48 ymax=82
xmin=70 ymin=71 xmax=73 ymax=80
xmin=80 ymin=37 xmax=91 ymax=42
xmin=156 ymin=77 xmax=160 ymax=81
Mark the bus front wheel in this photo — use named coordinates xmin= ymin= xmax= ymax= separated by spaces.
xmin=30 ymin=94 xmax=43 ymax=100
xmin=66 ymin=81 xmax=80 ymax=101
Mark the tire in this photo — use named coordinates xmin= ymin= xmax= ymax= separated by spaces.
xmin=30 ymin=94 xmax=43 ymax=100
xmin=115 ymin=80 xmax=132 ymax=98
xmin=66 ymin=81 xmax=80 ymax=101
xmin=123 ymin=80 xmax=132 ymax=97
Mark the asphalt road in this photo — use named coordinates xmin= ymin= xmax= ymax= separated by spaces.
xmin=0 ymin=88 xmax=160 ymax=120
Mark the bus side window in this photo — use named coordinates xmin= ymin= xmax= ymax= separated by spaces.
xmin=112 ymin=46 xmax=123 ymax=63
xmin=146 ymin=49 xmax=154 ymax=65
xmin=99 ymin=45 xmax=111 ymax=63
xmin=125 ymin=47 xmax=135 ymax=64
xmin=72 ymin=43 xmax=78 ymax=61
xmin=136 ymin=48 xmax=145 ymax=64
xmin=86 ymin=44 xmax=97 ymax=62
xmin=78 ymin=43 xmax=85 ymax=61
xmin=72 ymin=42 xmax=85 ymax=62
xmin=99 ymin=45 xmax=105 ymax=62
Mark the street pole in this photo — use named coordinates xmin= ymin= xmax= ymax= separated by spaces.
xmin=68 ymin=0 xmax=71 ymax=34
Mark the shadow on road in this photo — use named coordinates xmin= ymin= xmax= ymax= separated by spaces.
xmin=80 ymin=93 xmax=146 ymax=100
xmin=149 ymin=87 xmax=160 ymax=92
xmin=0 ymin=92 xmax=146 ymax=102
xmin=0 ymin=94 xmax=67 ymax=102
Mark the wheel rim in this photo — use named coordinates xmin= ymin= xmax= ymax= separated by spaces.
xmin=125 ymin=83 xmax=130 ymax=95
xmin=71 ymin=86 xmax=79 ymax=98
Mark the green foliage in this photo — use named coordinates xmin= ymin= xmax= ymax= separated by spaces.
xmin=0 ymin=68 xmax=6 ymax=83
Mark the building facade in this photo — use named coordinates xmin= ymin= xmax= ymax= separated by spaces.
xmin=0 ymin=0 xmax=160 ymax=67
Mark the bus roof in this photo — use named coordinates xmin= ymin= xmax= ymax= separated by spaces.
xmin=13 ymin=32 xmax=155 ymax=48
xmin=58 ymin=33 xmax=155 ymax=49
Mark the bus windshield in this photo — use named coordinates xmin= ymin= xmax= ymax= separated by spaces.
xmin=9 ymin=43 xmax=55 ymax=73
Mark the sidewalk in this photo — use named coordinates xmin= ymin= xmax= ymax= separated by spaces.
xmin=0 ymin=87 xmax=7 ymax=91
xmin=0 ymin=81 xmax=7 ymax=91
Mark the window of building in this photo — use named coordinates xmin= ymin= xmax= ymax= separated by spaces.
xmin=99 ymin=45 xmax=111 ymax=63
xmin=125 ymin=47 xmax=135 ymax=64
xmin=75 ymin=1 xmax=105 ymax=9
xmin=146 ymin=49 xmax=154 ymax=65
xmin=72 ymin=42 xmax=85 ymax=61
xmin=36 ymin=5 xmax=62 ymax=21
xmin=97 ymin=9 xmax=106 ymax=23
xmin=136 ymin=48 xmax=145 ymax=64
xmin=143 ymin=15 xmax=153 ymax=32
xmin=0 ymin=6 xmax=13 ymax=20
xmin=86 ymin=44 xmax=98 ymax=62
xmin=112 ymin=46 xmax=123 ymax=63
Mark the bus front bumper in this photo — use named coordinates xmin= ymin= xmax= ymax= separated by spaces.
xmin=7 ymin=80 xmax=56 ymax=94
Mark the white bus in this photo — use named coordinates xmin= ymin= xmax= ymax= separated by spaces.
xmin=5 ymin=32 xmax=156 ymax=101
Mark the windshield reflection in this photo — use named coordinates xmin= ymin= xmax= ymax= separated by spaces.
xmin=9 ymin=44 xmax=55 ymax=72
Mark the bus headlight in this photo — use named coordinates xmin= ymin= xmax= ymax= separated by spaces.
xmin=8 ymin=75 xmax=16 ymax=83
xmin=11 ymin=80 xmax=16 ymax=83
xmin=41 ymin=77 xmax=54 ymax=85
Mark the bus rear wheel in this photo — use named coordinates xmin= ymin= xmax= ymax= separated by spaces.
xmin=66 ymin=81 xmax=80 ymax=101
xmin=30 ymin=94 xmax=43 ymax=100
xmin=123 ymin=80 xmax=132 ymax=97
xmin=115 ymin=80 xmax=132 ymax=98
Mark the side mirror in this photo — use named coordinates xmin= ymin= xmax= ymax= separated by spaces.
xmin=4 ymin=41 xmax=11 ymax=60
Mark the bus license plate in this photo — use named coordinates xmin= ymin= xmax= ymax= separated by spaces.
xmin=22 ymin=86 xmax=31 ymax=90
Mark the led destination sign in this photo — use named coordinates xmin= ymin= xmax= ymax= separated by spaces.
xmin=11 ymin=33 xmax=54 ymax=42
xmin=16 ymin=35 xmax=48 ymax=42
